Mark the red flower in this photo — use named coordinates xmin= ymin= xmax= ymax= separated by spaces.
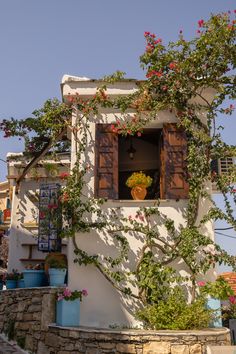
xmin=144 ymin=31 xmax=150 ymax=37
xmin=198 ymin=19 xmax=204 ymax=27
xmin=39 ymin=211 xmax=46 ymax=219
xmin=154 ymin=38 xmax=162 ymax=44
xmin=48 ymin=204 xmax=58 ymax=209
xmin=197 ymin=281 xmax=206 ymax=287
xmin=169 ymin=62 xmax=177 ymax=70
xmin=60 ymin=172 xmax=70 ymax=180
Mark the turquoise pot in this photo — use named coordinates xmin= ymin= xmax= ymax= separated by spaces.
xmin=56 ymin=299 xmax=80 ymax=326
xmin=206 ymin=297 xmax=222 ymax=328
xmin=6 ymin=280 xmax=17 ymax=289
xmin=17 ymin=279 xmax=25 ymax=288
xmin=49 ymin=268 xmax=66 ymax=286
xmin=23 ymin=270 xmax=45 ymax=288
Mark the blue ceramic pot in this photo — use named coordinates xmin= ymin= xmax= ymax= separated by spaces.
xmin=23 ymin=270 xmax=45 ymax=288
xmin=49 ymin=268 xmax=66 ymax=286
xmin=6 ymin=280 xmax=17 ymax=289
xmin=206 ymin=297 xmax=222 ymax=327
xmin=56 ymin=299 xmax=80 ymax=326
xmin=17 ymin=279 xmax=25 ymax=288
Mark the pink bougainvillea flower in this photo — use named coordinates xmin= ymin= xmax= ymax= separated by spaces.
xmin=197 ymin=281 xmax=206 ymax=287
xmin=229 ymin=296 xmax=236 ymax=304
xmin=144 ymin=31 xmax=150 ymax=37
xmin=198 ymin=19 xmax=204 ymax=27
xmin=82 ymin=289 xmax=88 ymax=296
xmin=63 ymin=288 xmax=72 ymax=297
xmin=137 ymin=132 xmax=142 ymax=137
xmin=57 ymin=295 xmax=64 ymax=301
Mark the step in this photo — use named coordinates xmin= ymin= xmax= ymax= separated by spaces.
xmin=206 ymin=346 xmax=236 ymax=354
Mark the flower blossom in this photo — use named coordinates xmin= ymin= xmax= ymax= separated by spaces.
xmin=60 ymin=172 xmax=70 ymax=180
xmin=229 ymin=296 xmax=236 ymax=304
xmin=197 ymin=281 xmax=206 ymax=287
xmin=198 ymin=19 xmax=204 ymax=27
xmin=48 ymin=204 xmax=58 ymax=209
xmin=63 ymin=288 xmax=72 ymax=297
xmin=82 ymin=289 xmax=88 ymax=296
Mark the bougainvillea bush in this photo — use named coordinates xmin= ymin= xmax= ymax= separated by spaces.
xmin=1 ymin=11 xmax=236 ymax=329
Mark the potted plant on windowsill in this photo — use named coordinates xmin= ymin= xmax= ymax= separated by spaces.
xmin=46 ymin=256 xmax=67 ymax=286
xmin=56 ymin=287 xmax=88 ymax=326
xmin=126 ymin=171 xmax=153 ymax=200
xmin=23 ymin=264 xmax=45 ymax=288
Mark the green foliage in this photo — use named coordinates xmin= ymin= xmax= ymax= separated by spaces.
xmin=136 ymin=288 xmax=212 ymax=330
xmin=199 ymin=277 xmax=234 ymax=300
xmin=45 ymin=257 xmax=67 ymax=269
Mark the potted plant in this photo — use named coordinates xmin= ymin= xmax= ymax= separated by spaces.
xmin=56 ymin=287 xmax=88 ymax=326
xmin=23 ymin=264 xmax=45 ymax=288
xmin=198 ymin=277 xmax=234 ymax=328
xmin=46 ymin=256 xmax=67 ymax=286
xmin=126 ymin=171 xmax=153 ymax=200
xmin=6 ymin=270 xmax=19 ymax=289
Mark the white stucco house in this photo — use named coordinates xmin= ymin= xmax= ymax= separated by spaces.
xmin=61 ymin=75 xmax=217 ymax=328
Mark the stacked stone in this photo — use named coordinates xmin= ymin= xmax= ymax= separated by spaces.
xmin=0 ymin=287 xmax=57 ymax=353
xmin=44 ymin=326 xmax=230 ymax=354
xmin=0 ymin=288 xmax=232 ymax=354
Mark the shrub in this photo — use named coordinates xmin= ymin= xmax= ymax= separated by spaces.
xmin=136 ymin=288 xmax=213 ymax=330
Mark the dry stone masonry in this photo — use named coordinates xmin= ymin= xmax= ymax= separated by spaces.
xmin=0 ymin=288 xmax=232 ymax=354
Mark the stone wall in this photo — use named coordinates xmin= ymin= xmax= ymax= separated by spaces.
xmin=0 ymin=287 xmax=57 ymax=353
xmin=44 ymin=326 xmax=231 ymax=354
xmin=0 ymin=288 xmax=232 ymax=354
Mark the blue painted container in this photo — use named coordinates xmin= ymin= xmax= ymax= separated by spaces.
xmin=56 ymin=299 xmax=80 ymax=326
xmin=17 ymin=279 xmax=25 ymax=288
xmin=0 ymin=282 xmax=3 ymax=290
xmin=49 ymin=268 xmax=66 ymax=286
xmin=23 ymin=270 xmax=45 ymax=288
xmin=206 ymin=297 xmax=222 ymax=327
xmin=6 ymin=280 xmax=17 ymax=289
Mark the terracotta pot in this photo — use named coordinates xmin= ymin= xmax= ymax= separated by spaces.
xmin=131 ymin=185 xmax=147 ymax=200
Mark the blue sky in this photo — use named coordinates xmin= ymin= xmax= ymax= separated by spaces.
xmin=0 ymin=0 xmax=235 ymax=270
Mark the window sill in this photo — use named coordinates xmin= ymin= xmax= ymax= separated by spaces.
xmin=105 ymin=199 xmax=187 ymax=206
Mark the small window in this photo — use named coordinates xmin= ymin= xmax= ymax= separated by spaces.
xmin=95 ymin=123 xmax=189 ymax=200
xmin=118 ymin=129 xmax=162 ymax=199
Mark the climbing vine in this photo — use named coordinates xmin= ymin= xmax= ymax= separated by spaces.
xmin=1 ymin=11 xmax=236 ymax=328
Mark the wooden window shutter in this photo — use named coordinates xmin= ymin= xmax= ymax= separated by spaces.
xmin=160 ymin=123 xmax=189 ymax=199
xmin=95 ymin=124 xmax=118 ymax=199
